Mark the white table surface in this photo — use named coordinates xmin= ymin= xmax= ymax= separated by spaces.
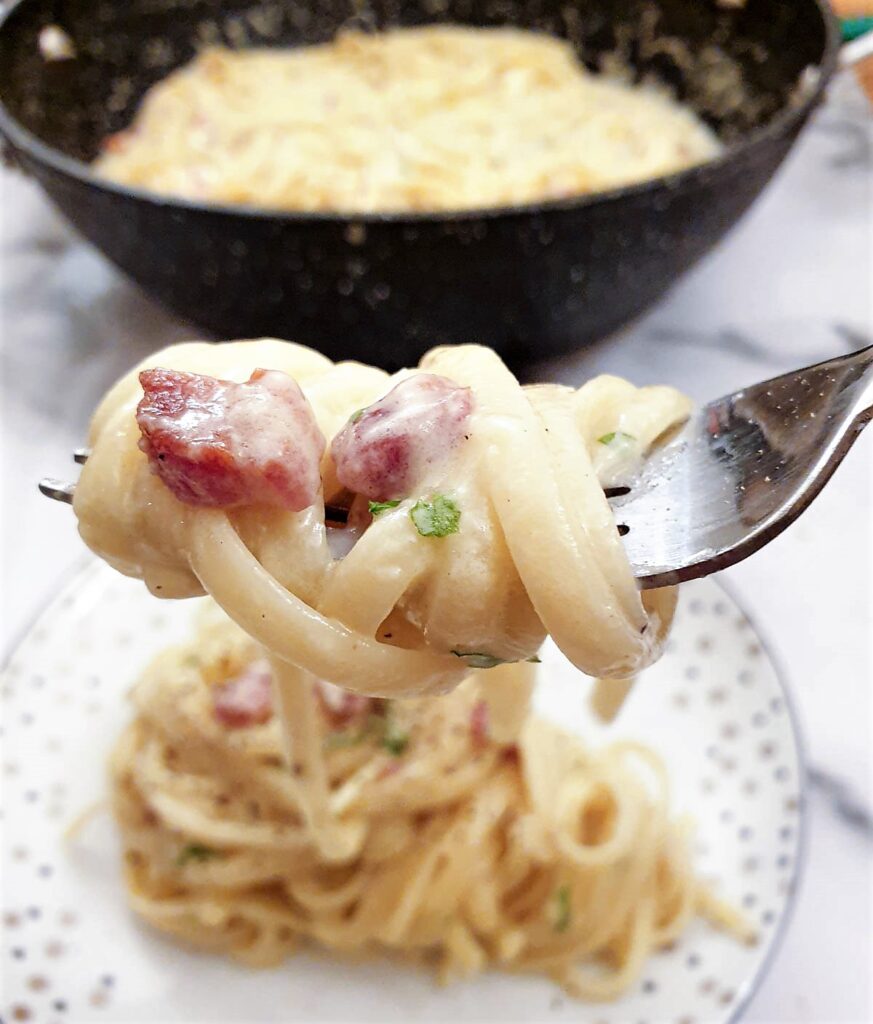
xmin=1 ymin=72 xmax=871 ymax=1023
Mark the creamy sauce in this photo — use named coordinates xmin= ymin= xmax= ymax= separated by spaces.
xmin=94 ymin=26 xmax=722 ymax=214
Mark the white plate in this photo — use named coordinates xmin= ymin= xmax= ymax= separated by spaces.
xmin=1 ymin=562 xmax=805 ymax=1024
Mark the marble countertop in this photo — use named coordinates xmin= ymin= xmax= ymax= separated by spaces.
xmin=2 ymin=72 xmax=871 ymax=1023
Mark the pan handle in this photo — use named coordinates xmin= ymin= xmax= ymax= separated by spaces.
xmin=0 ymin=132 xmax=24 ymax=173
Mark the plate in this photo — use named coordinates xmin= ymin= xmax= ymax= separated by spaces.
xmin=1 ymin=562 xmax=805 ymax=1024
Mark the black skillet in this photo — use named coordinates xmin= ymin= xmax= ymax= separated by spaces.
xmin=0 ymin=0 xmax=841 ymax=369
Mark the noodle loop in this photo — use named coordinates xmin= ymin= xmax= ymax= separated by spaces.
xmin=75 ymin=339 xmax=691 ymax=692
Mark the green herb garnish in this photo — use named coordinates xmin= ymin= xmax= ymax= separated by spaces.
xmin=350 ymin=408 xmax=366 ymax=424
xmin=450 ymin=651 xmax=542 ymax=668
xmin=176 ymin=843 xmax=221 ymax=867
xmin=410 ymin=495 xmax=461 ymax=538
xmin=553 ymin=884 xmax=572 ymax=932
xmin=368 ymin=499 xmax=401 ymax=517
xmin=381 ymin=719 xmax=410 ymax=756
xmin=597 ymin=431 xmax=636 ymax=446
xmin=323 ymin=713 xmax=382 ymax=751
xmin=451 ymin=650 xmax=507 ymax=669
xmin=324 ymin=710 xmax=409 ymax=756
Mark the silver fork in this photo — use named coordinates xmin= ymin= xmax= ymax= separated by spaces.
xmin=611 ymin=343 xmax=873 ymax=588
xmin=40 ymin=345 xmax=872 ymax=588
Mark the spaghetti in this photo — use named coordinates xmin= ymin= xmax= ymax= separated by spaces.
xmin=111 ymin=612 xmax=750 ymax=998
xmin=93 ymin=26 xmax=722 ymax=213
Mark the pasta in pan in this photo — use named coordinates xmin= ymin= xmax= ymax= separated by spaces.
xmin=93 ymin=26 xmax=721 ymax=213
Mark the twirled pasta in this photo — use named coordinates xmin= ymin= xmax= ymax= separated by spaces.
xmin=75 ymin=339 xmax=690 ymax=696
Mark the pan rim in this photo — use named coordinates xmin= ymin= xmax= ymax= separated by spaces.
xmin=0 ymin=0 xmax=842 ymax=225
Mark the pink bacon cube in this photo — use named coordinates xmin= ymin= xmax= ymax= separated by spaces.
xmin=315 ymin=679 xmax=372 ymax=727
xmin=212 ymin=660 xmax=274 ymax=729
xmin=136 ymin=367 xmax=325 ymax=510
xmin=331 ymin=374 xmax=473 ymax=502
xmin=470 ymin=699 xmax=490 ymax=748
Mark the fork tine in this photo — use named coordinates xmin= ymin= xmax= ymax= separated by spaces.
xmin=39 ymin=479 xmax=76 ymax=504
xmin=73 ymin=447 xmax=91 ymax=465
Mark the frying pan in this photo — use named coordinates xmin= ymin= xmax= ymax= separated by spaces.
xmin=0 ymin=0 xmax=842 ymax=368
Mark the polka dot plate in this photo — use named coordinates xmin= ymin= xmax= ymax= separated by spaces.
xmin=1 ymin=560 xmax=805 ymax=1023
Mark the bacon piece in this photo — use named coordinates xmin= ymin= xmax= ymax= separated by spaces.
xmin=212 ymin=660 xmax=274 ymax=729
xmin=331 ymin=374 xmax=473 ymax=502
xmin=377 ymin=759 xmax=403 ymax=780
xmin=315 ymin=679 xmax=372 ymax=727
xmin=136 ymin=367 xmax=325 ymax=510
xmin=101 ymin=131 xmax=130 ymax=155
xmin=470 ymin=699 xmax=490 ymax=748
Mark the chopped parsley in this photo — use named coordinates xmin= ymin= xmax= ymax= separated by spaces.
xmin=450 ymin=651 xmax=542 ymax=669
xmin=381 ymin=719 xmax=410 ymax=756
xmin=597 ymin=431 xmax=636 ymax=446
xmin=553 ymin=884 xmax=572 ymax=932
xmin=349 ymin=408 xmax=366 ymax=424
xmin=368 ymin=499 xmax=401 ymax=517
xmin=176 ymin=843 xmax=221 ymax=867
xmin=323 ymin=712 xmax=382 ymax=751
xmin=451 ymin=650 xmax=508 ymax=669
xmin=324 ymin=709 xmax=409 ymax=757
xmin=410 ymin=495 xmax=461 ymax=538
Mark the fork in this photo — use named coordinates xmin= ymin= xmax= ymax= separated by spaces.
xmin=40 ymin=345 xmax=873 ymax=589
xmin=611 ymin=343 xmax=872 ymax=587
